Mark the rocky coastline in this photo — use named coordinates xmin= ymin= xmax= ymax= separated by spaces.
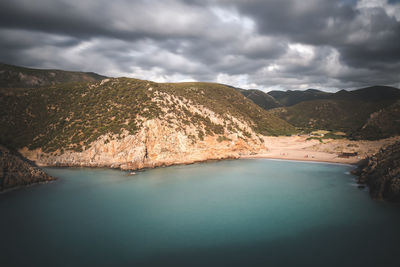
xmin=19 ymin=118 xmax=266 ymax=171
xmin=0 ymin=145 xmax=56 ymax=193
xmin=353 ymin=141 xmax=400 ymax=202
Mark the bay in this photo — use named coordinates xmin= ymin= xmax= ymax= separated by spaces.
xmin=1 ymin=159 xmax=399 ymax=266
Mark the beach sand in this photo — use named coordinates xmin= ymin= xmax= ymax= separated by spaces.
xmin=241 ymin=135 xmax=400 ymax=165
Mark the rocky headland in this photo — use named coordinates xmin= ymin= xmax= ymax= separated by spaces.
xmin=20 ymin=119 xmax=266 ymax=170
xmin=0 ymin=145 xmax=55 ymax=192
xmin=353 ymin=141 xmax=400 ymax=202
xmin=1 ymin=77 xmax=293 ymax=171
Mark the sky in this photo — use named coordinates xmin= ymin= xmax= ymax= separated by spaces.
xmin=0 ymin=0 xmax=400 ymax=92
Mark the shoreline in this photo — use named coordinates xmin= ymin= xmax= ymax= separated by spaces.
xmin=240 ymin=153 xmax=360 ymax=165
xmin=4 ymin=135 xmax=398 ymax=195
xmin=23 ymin=135 xmax=400 ymax=171
xmin=240 ymin=156 xmax=358 ymax=166
xmin=38 ymin=153 xmax=357 ymax=174
xmin=32 ymin=155 xmax=241 ymax=172
xmin=241 ymin=135 xmax=400 ymax=165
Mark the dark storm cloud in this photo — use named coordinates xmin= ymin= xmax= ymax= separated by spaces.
xmin=232 ymin=0 xmax=355 ymax=37
xmin=0 ymin=0 xmax=226 ymax=40
xmin=231 ymin=0 xmax=400 ymax=66
xmin=0 ymin=0 xmax=399 ymax=91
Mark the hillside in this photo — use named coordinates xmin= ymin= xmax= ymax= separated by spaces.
xmin=267 ymin=86 xmax=400 ymax=136
xmin=1 ymin=77 xmax=295 ymax=170
xmin=351 ymin=86 xmax=400 ymax=102
xmin=0 ymin=63 xmax=106 ymax=88
xmin=0 ymin=145 xmax=55 ymax=192
xmin=268 ymin=99 xmax=377 ymax=133
xmin=237 ymin=88 xmax=282 ymax=110
xmin=351 ymin=100 xmax=400 ymax=140
xmin=268 ymin=89 xmax=331 ymax=106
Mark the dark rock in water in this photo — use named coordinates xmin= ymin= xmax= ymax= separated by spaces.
xmin=357 ymin=185 xmax=366 ymax=189
xmin=0 ymin=145 xmax=55 ymax=192
xmin=355 ymin=141 xmax=400 ymax=202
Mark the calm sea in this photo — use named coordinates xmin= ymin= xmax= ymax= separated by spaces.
xmin=1 ymin=159 xmax=399 ymax=266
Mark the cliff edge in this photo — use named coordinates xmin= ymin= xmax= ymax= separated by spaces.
xmin=354 ymin=141 xmax=400 ymax=202
xmin=0 ymin=145 xmax=55 ymax=192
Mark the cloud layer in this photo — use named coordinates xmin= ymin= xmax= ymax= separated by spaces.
xmin=1 ymin=0 xmax=399 ymax=91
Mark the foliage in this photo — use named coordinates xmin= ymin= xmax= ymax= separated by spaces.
xmin=0 ymin=63 xmax=106 ymax=88
xmin=0 ymin=78 xmax=296 ymax=152
xmin=268 ymin=98 xmax=396 ymax=135
xmin=237 ymin=88 xmax=282 ymax=110
xmin=350 ymin=100 xmax=400 ymax=140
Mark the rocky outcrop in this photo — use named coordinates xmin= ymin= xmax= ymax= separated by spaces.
xmin=20 ymin=119 xmax=266 ymax=170
xmin=0 ymin=145 xmax=55 ymax=192
xmin=354 ymin=141 xmax=400 ymax=202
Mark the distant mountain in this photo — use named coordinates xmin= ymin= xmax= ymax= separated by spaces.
xmin=330 ymin=89 xmax=357 ymax=100
xmin=267 ymin=86 xmax=400 ymax=136
xmin=351 ymin=86 xmax=400 ymax=102
xmin=268 ymin=99 xmax=372 ymax=133
xmin=236 ymin=88 xmax=282 ymax=110
xmin=0 ymin=63 xmax=107 ymax=88
xmin=268 ymin=89 xmax=331 ymax=106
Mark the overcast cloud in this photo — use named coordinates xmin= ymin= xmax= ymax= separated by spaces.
xmin=0 ymin=0 xmax=399 ymax=91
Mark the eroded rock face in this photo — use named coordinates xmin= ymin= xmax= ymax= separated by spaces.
xmin=0 ymin=145 xmax=55 ymax=192
xmin=354 ymin=141 xmax=400 ymax=202
xmin=20 ymin=119 xmax=266 ymax=171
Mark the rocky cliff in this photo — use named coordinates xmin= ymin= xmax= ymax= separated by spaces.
xmin=20 ymin=119 xmax=266 ymax=170
xmin=0 ymin=145 xmax=55 ymax=192
xmin=354 ymin=141 xmax=400 ymax=202
xmin=1 ymin=77 xmax=295 ymax=170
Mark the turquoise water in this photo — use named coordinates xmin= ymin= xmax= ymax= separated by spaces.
xmin=1 ymin=159 xmax=399 ymax=267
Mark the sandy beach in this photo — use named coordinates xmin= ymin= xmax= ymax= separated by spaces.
xmin=241 ymin=135 xmax=400 ymax=164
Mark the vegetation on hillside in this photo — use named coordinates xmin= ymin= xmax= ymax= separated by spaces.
xmin=0 ymin=63 xmax=106 ymax=88
xmin=268 ymin=89 xmax=331 ymax=106
xmin=265 ymin=86 xmax=400 ymax=138
xmin=161 ymin=82 xmax=294 ymax=136
xmin=2 ymin=62 xmax=398 ymax=150
xmin=268 ymin=99 xmax=377 ymax=133
xmin=236 ymin=88 xmax=282 ymax=110
xmin=0 ymin=78 xmax=295 ymax=152
xmin=351 ymin=100 xmax=400 ymax=140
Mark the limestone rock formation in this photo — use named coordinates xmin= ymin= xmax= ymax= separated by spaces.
xmin=20 ymin=118 xmax=266 ymax=170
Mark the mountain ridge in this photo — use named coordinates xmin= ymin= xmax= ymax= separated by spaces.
xmin=257 ymin=86 xmax=400 ymax=139
xmin=0 ymin=62 xmax=107 ymax=88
